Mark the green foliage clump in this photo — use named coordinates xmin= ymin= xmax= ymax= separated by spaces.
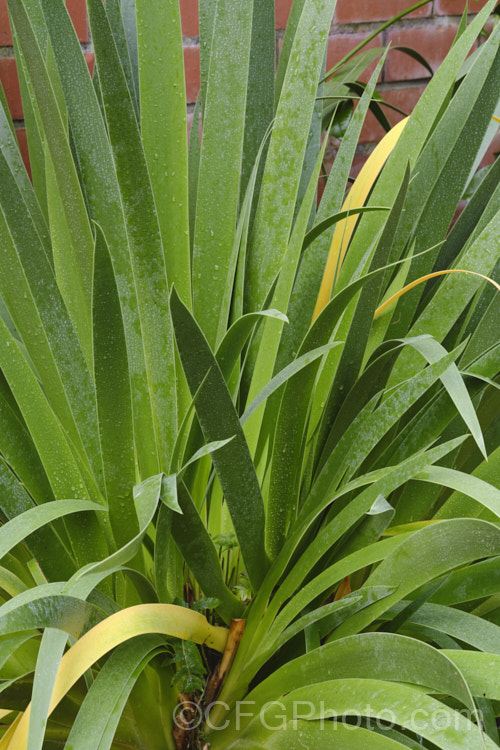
xmin=0 ymin=0 xmax=498 ymax=748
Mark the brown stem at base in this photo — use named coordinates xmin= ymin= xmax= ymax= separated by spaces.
xmin=205 ymin=619 xmax=245 ymax=706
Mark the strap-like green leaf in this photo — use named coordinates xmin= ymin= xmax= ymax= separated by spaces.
xmin=88 ymin=0 xmax=176 ymax=472
xmin=193 ymin=0 xmax=254 ymax=346
xmin=170 ymin=288 xmax=267 ymax=589
xmin=93 ymin=226 xmax=137 ymax=549
xmin=136 ymin=0 xmax=191 ymax=306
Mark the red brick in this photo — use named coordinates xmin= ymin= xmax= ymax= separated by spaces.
xmin=0 ymin=58 xmax=22 ymax=120
xmin=480 ymin=130 xmax=500 ymax=167
xmin=66 ymin=0 xmax=88 ymax=43
xmin=385 ymin=24 xmax=459 ymax=81
xmin=0 ymin=0 xmax=11 ymax=46
xmin=435 ymin=0 xmax=490 ymax=15
xmin=184 ymin=45 xmax=200 ymax=104
xmin=0 ymin=0 xmax=88 ymax=45
xmin=275 ymin=0 xmax=293 ymax=28
xmin=360 ymin=84 xmax=425 ymax=142
xmin=180 ymin=0 xmax=198 ymax=36
xmin=15 ymin=127 xmax=30 ymax=176
xmin=85 ymin=52 xmax=95 ymax=77
xmin=350 ymin=150 xmax=371 ymax=178
xmin=180 ymin=0 xmax=294 ymax=36
xmin=327 ymin=32 xmax=384 ymax=83
xmin=335 ymin=0 xmax=431 ymax=25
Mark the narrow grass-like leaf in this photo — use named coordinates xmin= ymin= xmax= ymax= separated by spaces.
xmin=307 ymin=344 xmax=466 ymax=511
xmin=337 ymin=1 xmax=496 ymax=292
xmin=0 ymin=158 xmax=102 ymax=490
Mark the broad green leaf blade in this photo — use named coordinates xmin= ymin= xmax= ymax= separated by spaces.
xmin=335 ymin=518 xmax=500 ymax=639
xmin=0 ymin=156 xmax=102 ymax=491
xmin=0 ymin=75 xmax=49 ymax=253
xmin=7 ymin=0 xmax=94 ymax=362
xmin=266 ymin=722 xmax=412 ymax=750
xmin=171 ymin=483 xmax=244 ymax=622
xmin=0 ymin=374 xmax=53 ymax=505
xmin=0 ymin=459 xmax=74 ymax=581
xmin=40 ymin=0 xmax=159 ymax=479
xmin=217 ymin=633 xmax=477 ymax=741
xmin=10 ymin=604 xmax=229 ymax=747
xmin=391 ymin=601 xmax=500 ymax=654
xmin=417 ymin=465 xmax=500 ymax=518
xmin=248 ymin=680 xmax=496 ymax=750
xmin=104 ymin=0 xmax=138 ymax=111
xmin=136 ymin=0 xmax=191 ymax=305
xmin=64 ymin=635 xmax=165 ymax=750
xmin=0 ymin=317 xmax=107 ymax=566
xmin=193 ymin=0 xmax=254 ymax=347
xmin=245 ymin=0 xmax=337 ymax=312
xmin=93 ymin=225 xmax=137 ymax=548
xmin=0 ymin=596 xmax=105 ymax=639
xmin=0 ymin=499 xmax=105 ymax=562
xmin=241 ymin=1 xmax=274 ymax=198
xmin=444 ymin=651 xmax=500 ymax=701
xmin=241 ymin=342 xmax=343 ymax=426
xmin=27 ymin=629 xmax=67 ymax=750
xmin=87 ymin=0 xmax=176 ymax=472
xmin=160 ymin=474 xmax=182 ymax=515
xmin=188 ymin=95 xmax=201 ymax=249
xmin=170 ymin=288 xmax=267 ymax=589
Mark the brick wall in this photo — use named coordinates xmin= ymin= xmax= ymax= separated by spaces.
xmin=0 ymin=0 xmax=497 ymax=175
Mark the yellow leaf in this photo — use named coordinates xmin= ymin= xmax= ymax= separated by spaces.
xmin=374 ymin=269 xmax=500 ymax=319
xmin=384 ymin=520 xmax=442 ymax=536
xmin=334 ymin=576 xmax=351 ymax=601
xmin=0 ymin=715 xmax=22 ymax=749
xmin=8 ymin=604 xmax=228 ymax=749
xmin=313 ymin=118 xmax=408 ymax=321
